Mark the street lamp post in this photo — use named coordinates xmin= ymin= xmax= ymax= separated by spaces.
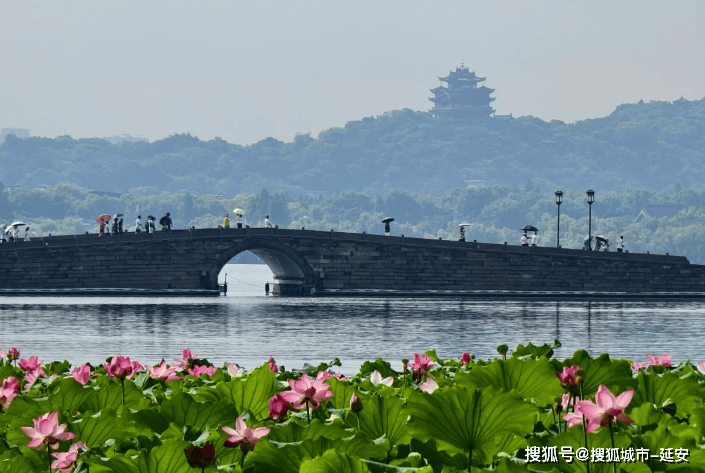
xmin=555 ymin=191 xmax=563 ymax=248
xmin=586 ymin=189 xmax=595 ymax=250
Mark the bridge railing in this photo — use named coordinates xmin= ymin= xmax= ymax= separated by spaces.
xmin=0 ymin=226 xmax=688 ymax=264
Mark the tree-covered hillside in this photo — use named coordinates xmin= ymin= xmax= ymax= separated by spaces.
xmin=5 ymin=183 xmax=705 ymax=264
xmin=1 ymin=98 xmax=704 ymax=196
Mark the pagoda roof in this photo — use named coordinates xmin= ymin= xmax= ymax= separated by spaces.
xmin=439 ymin=65 xmax=486 ymax=83
xmin=673 ymin=95 xmax=690 ymax=103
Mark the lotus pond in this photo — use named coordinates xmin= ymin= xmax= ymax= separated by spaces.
xmin=0 ymin=342 xmax=704 ymax=472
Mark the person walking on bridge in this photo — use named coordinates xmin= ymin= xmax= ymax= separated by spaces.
xmin=223 ymin=213 xmax=230 ymax=228
xmin=111 ymin=218 xmax=118 ymax=235
xmin=160 ymin=213 xmax=172 ymax=232
xmin=135 ymin=215 xmax=144 ymax=233
xmin=23 ymin=227 xmax=30 ymax=242
xmin=264 ymin=215 xmax=273 ymax=228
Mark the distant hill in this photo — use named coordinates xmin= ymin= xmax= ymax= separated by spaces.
xmin=1 ymin=98 xmax=703 ymax=196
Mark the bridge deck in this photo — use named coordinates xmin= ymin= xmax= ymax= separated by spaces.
xmin=0 ymin=227 xmax=688 ymax=265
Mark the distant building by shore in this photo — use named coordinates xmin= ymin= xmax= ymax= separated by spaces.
xmin=1 ymin=128 xmax=30 ymax=142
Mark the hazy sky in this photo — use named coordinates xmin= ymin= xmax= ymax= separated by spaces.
xmin=2 ymin=1 xmax=704 ymax=144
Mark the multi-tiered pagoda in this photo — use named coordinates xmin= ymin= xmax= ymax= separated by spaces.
xmin=429 ymin=64 xmax=495 ymax=118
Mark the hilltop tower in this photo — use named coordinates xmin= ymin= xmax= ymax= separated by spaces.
xmin=429 ymin=63 xmax=495 ymax=118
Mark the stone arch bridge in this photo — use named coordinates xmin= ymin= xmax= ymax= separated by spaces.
xmin=0 ymin=227 xmax=703 ymax=296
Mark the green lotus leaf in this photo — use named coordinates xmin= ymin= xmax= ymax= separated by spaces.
xmin=631 ymin=371 xmax=704 ymax=418
xmin=267 ymin=417 xmax=351 ymax=443
xmin=0 ymin=395 xmax=49 ymax=426
xmin=197 ymin=365 xmax=278 ymax=421
xmin=247 ymin=432 xmax=387 ymax=473
xmin=326 ymin=378 xmax=357 ymax=410
xmin=122 ymin=409 xmax=170 ymax=436
xmin=512 ymin=340 xmax=560 ymax=358
xmin=300 ymin=450 xmax=373 ymax=473
xmin=0 ymin=455 xmax=39 ymax=473
xmin=558 ymin=350 xmax=635 ymax=398
xmin=633 ymin=424 xmax=705 ymax=472
xmin=404 ymin=385 xmax=536 ymax=465
xmin=690 ymin=406 xmax=705 ymax=441
xmin=455 ymin=356 xmax=563 ymax=406
xmin=43 ymin=360 xmax=71 ymax=376
xmin=473 ymin=456 xmax=533 ymax=473
xmin=48 ymin=378 xmax=96 ymax=415
xmin=359 ymin=359 xmax=397 ymax=379
xmin=345 ymin=393 xmax=411 ymax=447
xmin=71 ymin=408 xmax=135 ymax=448
xmin=80 ymin=379 xmax=145 ymax=411
xmin=120 ymin=441 xmax=195 ymax=472
xmin=159 ymin=392 xmax=237 ymax=430
xmin=409 ymin=438 xmax=467 ymax=471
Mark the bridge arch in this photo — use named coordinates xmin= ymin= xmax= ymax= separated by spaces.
xmin=209 ymin=238 xmax=316 ymax=294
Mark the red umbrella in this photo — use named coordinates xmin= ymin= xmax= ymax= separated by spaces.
xmin=96 ymin=214 xmax=111 ymax=224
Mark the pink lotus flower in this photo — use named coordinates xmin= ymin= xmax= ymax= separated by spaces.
xmin=227 ymin=363 xmax=245 ymax=377
xmin=574 ymin=385 xmax=634 ymax=433
xmin=51 ymin=441 xmax=87 ymax=473
xmin=24 ymin=369 xmax=50 ymax=388
xmin=18 ymin=356 xmax=44 ymax=374
xmin=561 ymin=393 xmax=575 ymax=410
xmin=562 ymin=410 xmax=584 ymax=428
xmin=174 ymin=348 xmax=197 ymax=369
xmin=556 ymin=365 xmax=582 ymax=388
xmin=103 ymin=356 xmax=142 ymax=380
xmin=268 ymin=356 xmax=278 ymax=374
xmin=7 ymin=347 xmax=19 ymax=361
xmin=3 ymin=376 xmax=21 ymax=394
xmin=71 ymin=365 xmax=91 ymax=385
xmin=0 ymin=350 xmax=5 ymax=360
xmin=419 ymin=378 xmax=439 ymax=393
xmin=646 ymin=354 xmax=672 ymax=367
xmin=0 ymin=386 xmax=17 ymax=410
xmin=187 ymin=365 xmax=217 ymax=378
xmin=407 ymin=353 xmax=435 ymax=380
xmin=146 ymin=360 xmax=182 ymax=382
xmin=222 ymin=416 xmax=270 ymax=452
xmin=631 ymin=361 xmax=651 ymax=372
xmin=316 ymin=371 xmax=347 ymax=381
xmin=369 ymin=370 xmax=394 ymax=386
xmin=280 ymin=373 xmax=333 ymax=410
xmin=268 ymin=393 xmax=290 ymax=421
xmin=698 ymin=361 xmax=705 ymax=375
xmin=20 ymin=411 xmax=75 ymax=449
xmin=460 ymin=352 xmax=471 ymax=365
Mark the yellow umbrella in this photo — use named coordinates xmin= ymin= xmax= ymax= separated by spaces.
xmin=233 ymin=208 xmax=245 ymax=215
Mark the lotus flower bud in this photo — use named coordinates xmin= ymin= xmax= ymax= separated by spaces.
xmin=184 ymin=442 xmax=217 ymax=468
xmin=7 ymin=347 xmax=19 ymax=362
xmin=553 ymin=396 xmax=564 ymax=414
xmin=573 ymin=369 xmax=584 ymax=387
xmin=401 ymin=358 xmax=409 ymax=371
xmin=268 ymin=393 xmax=290 ymax=421
xmin=460 ymin=352 xmax=471 ymax=365
xmin=350 ymin=393 xmax=363 ymax=413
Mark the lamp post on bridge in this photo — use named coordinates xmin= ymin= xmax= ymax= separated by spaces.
xmin=555 ymin=190 xmax=563 ymax=248
xmin=586 ymin=189 xmax=595 ymax=250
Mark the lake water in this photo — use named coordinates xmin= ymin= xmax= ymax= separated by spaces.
xmin=0 ymin=263 xmax=702 ymax=375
